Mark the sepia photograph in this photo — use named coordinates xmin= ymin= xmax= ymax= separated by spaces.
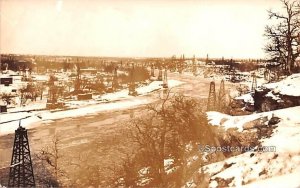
xmin=1 ymin=0 xmax=300 ymax=187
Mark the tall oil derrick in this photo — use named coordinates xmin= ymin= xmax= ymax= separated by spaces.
xmin=151 ymin=63 xmax=155 ymax=77
xmin=220 ymin=56 xmax=225 ymax=74
xmin=8 ymin=121 xmax=35 ymax=187
xmin=47 ymin=74 xmax=58 ymax=104
xmin=162 ymin=69 xmax=168 ymax=88
xmin=112 ymin=67 xmax=119 ymax=91
xmin=20 ymin=59 xmax=28 ymax=81
xmin=218 ymin=79 xmax=226 ymax=112
xmin=206 ymin=54 xmax=209 ymax=64
xmin=175 ymin=58 xmax=178 ymax=72
xmin=128 ymin=64 xmax=137 ymax=96
xmin=251 ymin=72 xmax=257 ymax=92
xmin=193 ymin=55 xmax=198 ymax=76
xmin=230 ymin=66 xmax=237 ymax=83
xmin=49 ymin=85 xmax=58 ymax=104
xmin=177 ymin=55 xmax=181 ymax=74
xmin=75 ymin=61 xmax=81 ymax=92
xmin=170 ymin=55 xmax=175 ymax=72
xmin=178 ymin=54 xmax=184 ymax=73
xmin=157 ymin=66 xmax=163 ymax=81
xmin=264 ymin=68 xmax=270 ymax=82
xmin=207 ymin=81 xmax=216 ymax=111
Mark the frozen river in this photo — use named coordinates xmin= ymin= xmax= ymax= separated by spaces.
xmin=0 ymin=73 xmax=233 ymax=186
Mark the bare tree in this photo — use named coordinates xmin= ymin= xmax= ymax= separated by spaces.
xmin=0 ymin=93 xmax=14 ymax=105
xmin=19 ymin=83 xmax=38 ymax=106
xmin=113 ymin=92 xmax=221 ymax=187
xmin=264 ymin=0 xmax=300 ymax=74
xmin=35 ymin=135 xmax=66 ymax=187
xmin=108 ymin=153 xmax=140 ymax=187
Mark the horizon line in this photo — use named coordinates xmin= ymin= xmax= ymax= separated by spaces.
xmin=0 ymin=53 xmax=267 ymax=61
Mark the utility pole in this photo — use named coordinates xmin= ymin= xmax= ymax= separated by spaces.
xmin=8 ymin=120 xmax=35 ymax=187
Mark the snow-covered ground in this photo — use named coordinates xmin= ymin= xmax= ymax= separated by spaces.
xmin=189 ymin=106 xmax=300 ymax=187
xmin=207 ymin=110 xmax=271 ymax=132
xmin=185 ymin=73 xmax=300 ymax=187
xmin=0 ymin=80 xmax=183 ymax=136
xmin=235 ymin=93 xmax=254 ymax=105
xmin=234 ymin=73 xmax=300 ymax=105
xmin=264 ymin=73 xmax=300 ymax=96
xmin=241 ymin=169 xmax=300 ymax=188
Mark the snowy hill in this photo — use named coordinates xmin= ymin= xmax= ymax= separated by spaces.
xmin=232 ymin=73 xmax=300 ymax=114
xmin=187 ymin=106 xmax=300 ymax=187
xmin=264 ymin=73 xmax=300 ymax=97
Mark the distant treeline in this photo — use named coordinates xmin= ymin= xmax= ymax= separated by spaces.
xmin=0 ymin=55 xmax=33 ymax=72
xmin=1 ymin=54 xmax=269 ymax=73
xmin=210 ymin=59 xmax=261 ymax=72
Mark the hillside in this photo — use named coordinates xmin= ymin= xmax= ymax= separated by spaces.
xmin=186 ymin=74 xmax=300 ymax=187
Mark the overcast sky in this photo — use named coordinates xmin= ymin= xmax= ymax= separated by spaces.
xmin=0 ymin=0 xmax=282 ymax=58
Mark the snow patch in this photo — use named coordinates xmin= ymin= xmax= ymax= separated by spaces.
xmin=264 ymin=73 xmax=300 ymax=96
xmin=196 ymin=106 xmax=300 ymax=187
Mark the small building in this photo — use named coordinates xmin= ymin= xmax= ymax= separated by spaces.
xmin=80 ymin=68 xmax=97 ymax=75
xmin=77 ymin=93 xmax=93 ymax=100
xmin=0 ymin=77 xmax=13 ymax=86
xmin=0 ymin=105 xmax=7 ymax=113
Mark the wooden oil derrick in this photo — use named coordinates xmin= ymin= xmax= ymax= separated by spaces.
xmin=206 ymin=54 xmax=209 ymax=64
xmin=128 ymin=64 xmax=138 ymax=96
xmin=47 ymin=75 xmax=58 ymax=104
xmin=74 ymin=62 xmax=81 ymax=92
xmin=162 ymin=69 xmax=168 ymax=88
xmin=8 ymin=120 xmax=35 ymax=187
xmin=170 ymin=56 xmax=175 ymax=72
xmin=151 ymin=63 xmax=155 ymax=77
xmin=178 ymin=54 xmax=184 ymax=73
xmin=264 ymin=69 xmax=270 ymax=82
xmin=230 ymin=67 xmax=237 ymax=83
xmin=112 ymin=67 xmax=119 ymax=91
xmin=207 ymin=81 xmax=216 ymax=111
xmin=219 ymin=56 xmax=225 ymax=74
xmin=157 ymin=67 xmax=163 ymax=81
xmin=192 ymin=55 xmax=197 ymax=76
xmin=218 ymin=79 xmax=226 ymax=111
xmin=251 ymin=73 xmax=257 ymax=92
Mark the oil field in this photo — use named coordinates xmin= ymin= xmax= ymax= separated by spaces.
xmin=1 ymin=0 xmax=300 ymax=187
